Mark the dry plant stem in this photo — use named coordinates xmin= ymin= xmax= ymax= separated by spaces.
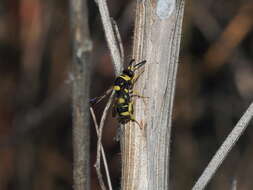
xmin=121 ymin=0 xmax=185 ymax=189
xmin=111 ymin=18 xmax=125 ymax=65
xmin=95 ymin=0 xmax=122 ymax=75
xmin=192 ymin=102 xmax=253 ymax=190
xmin=94 ymin=91 xmax=115 ymax=189
xmin=91 ymin=106 xmax=106 ymax=190
xmin=70 ymin=0 xmax=92 ymax=189
xmin=93 ymin=0 xmax=124 ymax=189
xmin=90 ymin=107 xmax=113 ymax=190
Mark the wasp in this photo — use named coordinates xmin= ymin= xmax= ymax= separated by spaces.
xmin=113 ymin=59 xmax=146 ymax=126
xmin=113 ymin=92 xmax=134 ymax=124
xmin=91 ymin=59 xmax=146 ymax=127
xmin=113 ymin=59 xmax=146 ymax=95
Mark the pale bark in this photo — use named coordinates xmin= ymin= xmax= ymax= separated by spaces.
xmin=121 ymin=0 xmax=185 ymax=189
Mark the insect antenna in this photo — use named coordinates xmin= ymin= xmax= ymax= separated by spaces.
xmin=133 ymin=60 xmax=146 ymax=71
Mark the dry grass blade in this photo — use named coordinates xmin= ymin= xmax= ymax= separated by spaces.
xmin=93 ymin=0 xmax=124 ymax=189
xmin=94 ymin=0 xmax=122 ymax=75
xmin=192 ymin=102 xmax=253 ymax=190
xmin=111 ymin=18 xmax=124 ymax=65
xmin=90 ymin=107 xmax=113 ymax=190
xmin=94 ymin=91 xmax=115 ymax=190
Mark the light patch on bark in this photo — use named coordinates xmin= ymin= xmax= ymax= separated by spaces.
xmin=156 ymin=0 xmax=176 ymax=19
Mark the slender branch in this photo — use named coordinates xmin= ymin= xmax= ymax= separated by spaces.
xmin=192 ymin=102 xmax=253 ymax=190
xmin=92 ymin=0 xmax=125 ymax=189
xmin=94 ymin=91 xmax=115 ymax=162
xmin=94 ymin=91 xmax=115 ymax=189
xmin=70 ymin=0 xmax=92 ymax=189
xmin=95 ymin=0 xmax=122 ymax=75
xmin=111 ymin=18 xmax=124 ymax=65
xmin=90 ymin=107 xmax=113 ymax=190
xmin=91 ymin=107 xmax=106 ymax=190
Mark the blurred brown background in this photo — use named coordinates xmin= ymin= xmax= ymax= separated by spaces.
xmin=0 ymin=0 xmax=252 ymax=189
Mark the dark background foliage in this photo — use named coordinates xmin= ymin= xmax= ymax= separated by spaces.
xmin=0 ymin=0 xmax=252 ymax=189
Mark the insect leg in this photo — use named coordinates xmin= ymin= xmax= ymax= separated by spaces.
xmin=130 ymin=116 xmax=142 ymax=129
xmin=128 ymin=101 xmax=142 ymax=129
xmin=131 ymin=90 xmax=149 ymax=99
xmin=132 ymin=70 xmax=144 ymax=84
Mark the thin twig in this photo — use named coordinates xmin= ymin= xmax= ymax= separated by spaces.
xmin=93 ymin=0 xmax=125 ymax=189
xmin=111 ymin=18 xmax=124 ymax=65
xmin=90 ymin=107 xmax=113 ymax=190
xmin=192 ymin=102 xmax=253 ymax=190
xmin=94 ymin=91 xmax=115 ymax=189
xmin=93 ymin=1 xmax=126 ymax=189
xmin=91 ymin=107 xmax=106 ymax=190
xmin=95 ymin=0 xmax=122 ymax=75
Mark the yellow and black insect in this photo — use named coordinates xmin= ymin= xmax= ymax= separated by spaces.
xmin=113 ymin=59 xmax=146 ymax=96
xmin=112 ymin=92 xmax=134 ymax=124
xmin=91 ymin=59 xmax=146 ymax=126
xmin=112 ymin=59 xmax=146 ymax=126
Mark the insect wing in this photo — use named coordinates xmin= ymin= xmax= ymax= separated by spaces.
xmin=112 ymin=98 xmax=117 ymax=117
xmin=90 ymin=87 xmax=113 ymax=106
